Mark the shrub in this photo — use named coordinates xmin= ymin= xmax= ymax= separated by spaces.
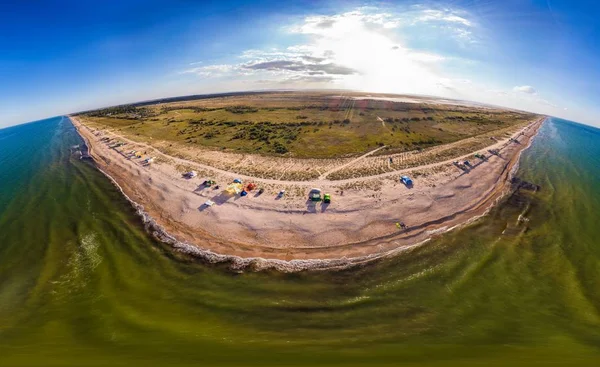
xmin=225 ymin=105 xmax=258 ymax=114
xmin=273 ymin=142 xmax=289 ymax=154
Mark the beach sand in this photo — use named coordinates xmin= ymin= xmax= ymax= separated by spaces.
xmin=71 ymin=115 xmax=545 ymax=270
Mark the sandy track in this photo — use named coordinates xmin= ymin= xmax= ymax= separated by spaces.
xmin=318 ymin=145 xmax=387 ymax=180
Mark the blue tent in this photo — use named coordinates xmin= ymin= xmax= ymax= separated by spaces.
xmin=233 ymin=178 xmax=242 ymax=184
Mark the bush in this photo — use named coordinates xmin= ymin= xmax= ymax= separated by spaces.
xmin=225 ymin=105 xmax=258 ymax=114
xmin=273 ymin=142 xmax=289 ymax=154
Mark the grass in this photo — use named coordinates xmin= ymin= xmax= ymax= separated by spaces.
xmin=77 ymin=92 xmax=541 ymax=159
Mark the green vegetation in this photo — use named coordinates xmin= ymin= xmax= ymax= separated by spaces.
xmin=78 ymin=93 xmax=540 ymax=158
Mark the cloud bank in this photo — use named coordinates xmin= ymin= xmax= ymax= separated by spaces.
xmin=181 ymin=6 xmax=566 ymax=119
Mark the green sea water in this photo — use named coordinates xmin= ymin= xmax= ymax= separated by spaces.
xmin=1 ymin=116 xmax=600 ymax=366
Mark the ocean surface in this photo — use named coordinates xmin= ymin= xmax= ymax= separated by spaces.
xmin=1 ymin=116 xmax=600 ymax=366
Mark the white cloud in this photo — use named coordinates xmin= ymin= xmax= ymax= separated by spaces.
xmin=513 ymin=85 xmax=537 ymax=94
xmin=179 ymin=7 xmax=572 ymax=120
xmin=171 ymin=7 xmax=595 ymax=124
xmin=413 ymin=9 xmax=473 ymax=27
xmin=182 ymin=64 xmax=236 ymax=77
xmin=289 ymin=10 xmax=402 ymax=35
xmin=182 ymin=8 xmax=467 ymax=94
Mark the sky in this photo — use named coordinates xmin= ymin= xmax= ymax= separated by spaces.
xmin=1 ymin=0 xmax=600 ymax=128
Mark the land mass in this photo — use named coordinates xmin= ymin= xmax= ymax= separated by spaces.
xmin=72 ymin=91 xmax=544 ymax=270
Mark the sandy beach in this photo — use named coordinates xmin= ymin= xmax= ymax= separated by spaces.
xmin=71 ymin=115 xmax=545 ymax=270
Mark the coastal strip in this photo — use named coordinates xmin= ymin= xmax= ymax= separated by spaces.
xmin=70 ymin=115 xmax=545 ymax=271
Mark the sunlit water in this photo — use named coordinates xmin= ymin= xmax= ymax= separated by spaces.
xmin=1 ymin=117 xmax=600 ymax=366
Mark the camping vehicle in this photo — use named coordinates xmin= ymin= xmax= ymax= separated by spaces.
xmin=309 ymin=188 xmax=322 ymax=201
xmin=323 ymin=193 xmax=331 ymax=203
xmin=464 ymin=160 xmax=471 ymax=167
xmin=396 ymin=222 xmax=408 ymax=229
xmin=278 ymin=190 xmax=285 ymax=197
xmin=257 ymin=188 xmax=265 ymax=195
xmin=454 ymin=161 xmax=468 ymax=170
xmin=475 ymin=153 xmax=485 ymax=160
xmin=400 ymin=176 xmax=413 ymax=186
xmin=185 ymin=171 xmax=197 ymax=178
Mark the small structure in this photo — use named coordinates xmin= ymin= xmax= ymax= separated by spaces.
xmin=226 ymin=183 xmax=243 ymax=194
xmin=233 ymin=178 xmax=242 ymax=184
xmin=240 ymin=190 xmax=248 ymax=197
xmin=323 ymin=193 xmax=331 ymax=203
xmin=396 ymin=222 xmax=408 ymax=229
xmin=400 ymin=176 xmax=413 ymax=186
xmin=246 ymin=183 xmax=257 ymax=191
xmin=453 ymin=161 xmax=468 ymax=171
xmin=278 ymin=190 xmax=286 ymax=197
xmin=204 ymin=200 xmax=215 ymax=207
xmin=309 ymin=188 xmax=322 ymax=202
xmin=185 ymin=171 xmax=197 ymax=178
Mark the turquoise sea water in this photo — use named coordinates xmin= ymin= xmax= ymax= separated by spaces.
xmin=1 ymin=116 xmax=600 ymax=366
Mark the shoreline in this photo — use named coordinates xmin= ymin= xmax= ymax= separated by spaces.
xmin=71 ymin=115 xmax=545 ymax=271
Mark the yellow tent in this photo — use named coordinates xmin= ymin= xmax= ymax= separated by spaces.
xmin=226 ymin=183 xmax=243 ymax=194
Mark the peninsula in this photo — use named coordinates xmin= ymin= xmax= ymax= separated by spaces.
xmin=71 ymin=91 xmax=544 ymax=270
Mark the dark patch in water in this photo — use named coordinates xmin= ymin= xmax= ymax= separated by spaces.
xmin=511 ymin=176 xmax=541 ymax=192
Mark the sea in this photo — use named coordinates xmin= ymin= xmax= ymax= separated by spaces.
xmin=1 ymin=116 xmax=600 ymax=366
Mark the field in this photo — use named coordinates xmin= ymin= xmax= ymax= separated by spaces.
xmin=76 ymin=92 xmax=539 ymax=159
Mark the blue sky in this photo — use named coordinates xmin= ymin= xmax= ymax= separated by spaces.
xmin=1 ymin=0 xmax=600 ymax=128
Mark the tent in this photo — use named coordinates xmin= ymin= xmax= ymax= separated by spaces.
xmin=226 ymin=183 xmax=243 ymax=194
xmin=233 ymin=178 xmax=242 ymax=184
